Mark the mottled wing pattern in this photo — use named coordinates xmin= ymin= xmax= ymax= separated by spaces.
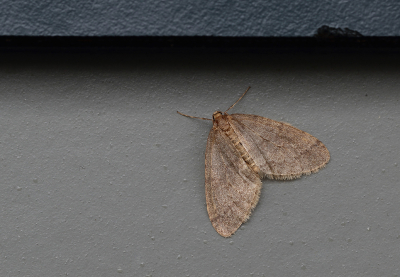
xmin=205 ymin=128 xmax=262 ymax=237
xmin=229 ymin=114 xmax=330 ymax=180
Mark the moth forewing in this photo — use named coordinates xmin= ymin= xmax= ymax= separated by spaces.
xmin=228 ymin=114 xmax=330 ymax=180
xmin=205 ymin=126 xmax=262 ymax=237
xmin=178 ymin=87 xmax=330 ymax=237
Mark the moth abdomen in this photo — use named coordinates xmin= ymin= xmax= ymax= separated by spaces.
xmin=223 ymin=122 xmax=260 ymax=174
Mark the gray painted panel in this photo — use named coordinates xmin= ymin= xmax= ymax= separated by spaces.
xmin=0 ymin=50 xmax=399 ymax=276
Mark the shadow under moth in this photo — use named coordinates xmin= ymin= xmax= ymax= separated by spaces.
xmin=178 ymin=87 xmax=330 ymax=237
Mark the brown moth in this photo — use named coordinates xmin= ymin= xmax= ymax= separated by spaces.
xmin=178 ymin=87 xmax=330 ymax=237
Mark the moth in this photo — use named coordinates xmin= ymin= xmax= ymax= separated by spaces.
xmin=178 ymin=87 xmax=330 ymax=237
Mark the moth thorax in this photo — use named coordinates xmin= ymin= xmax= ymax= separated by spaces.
xmin=212 ymin=111 xmax=230 ymax=131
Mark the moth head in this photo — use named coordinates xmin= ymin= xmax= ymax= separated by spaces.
xmin=212 ymin=111 xmax=223 ymax=121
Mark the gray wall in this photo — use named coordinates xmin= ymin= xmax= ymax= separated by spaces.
xmin=0 ymin=49 xmax=399 ymax=276
xmin=1 ymin=0 xmax=400 ymax=36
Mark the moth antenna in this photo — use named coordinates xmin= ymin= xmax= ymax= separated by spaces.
xmin=177 ymin=111 xmax=212 ymax=121
xmin=225 ymin=86 xmax=251 ymax=113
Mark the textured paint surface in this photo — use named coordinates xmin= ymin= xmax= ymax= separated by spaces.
xmin=0 ymin=0 xmax=400 ymax=36
xmin=0 ymin=51 xmax=399 ymax=276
